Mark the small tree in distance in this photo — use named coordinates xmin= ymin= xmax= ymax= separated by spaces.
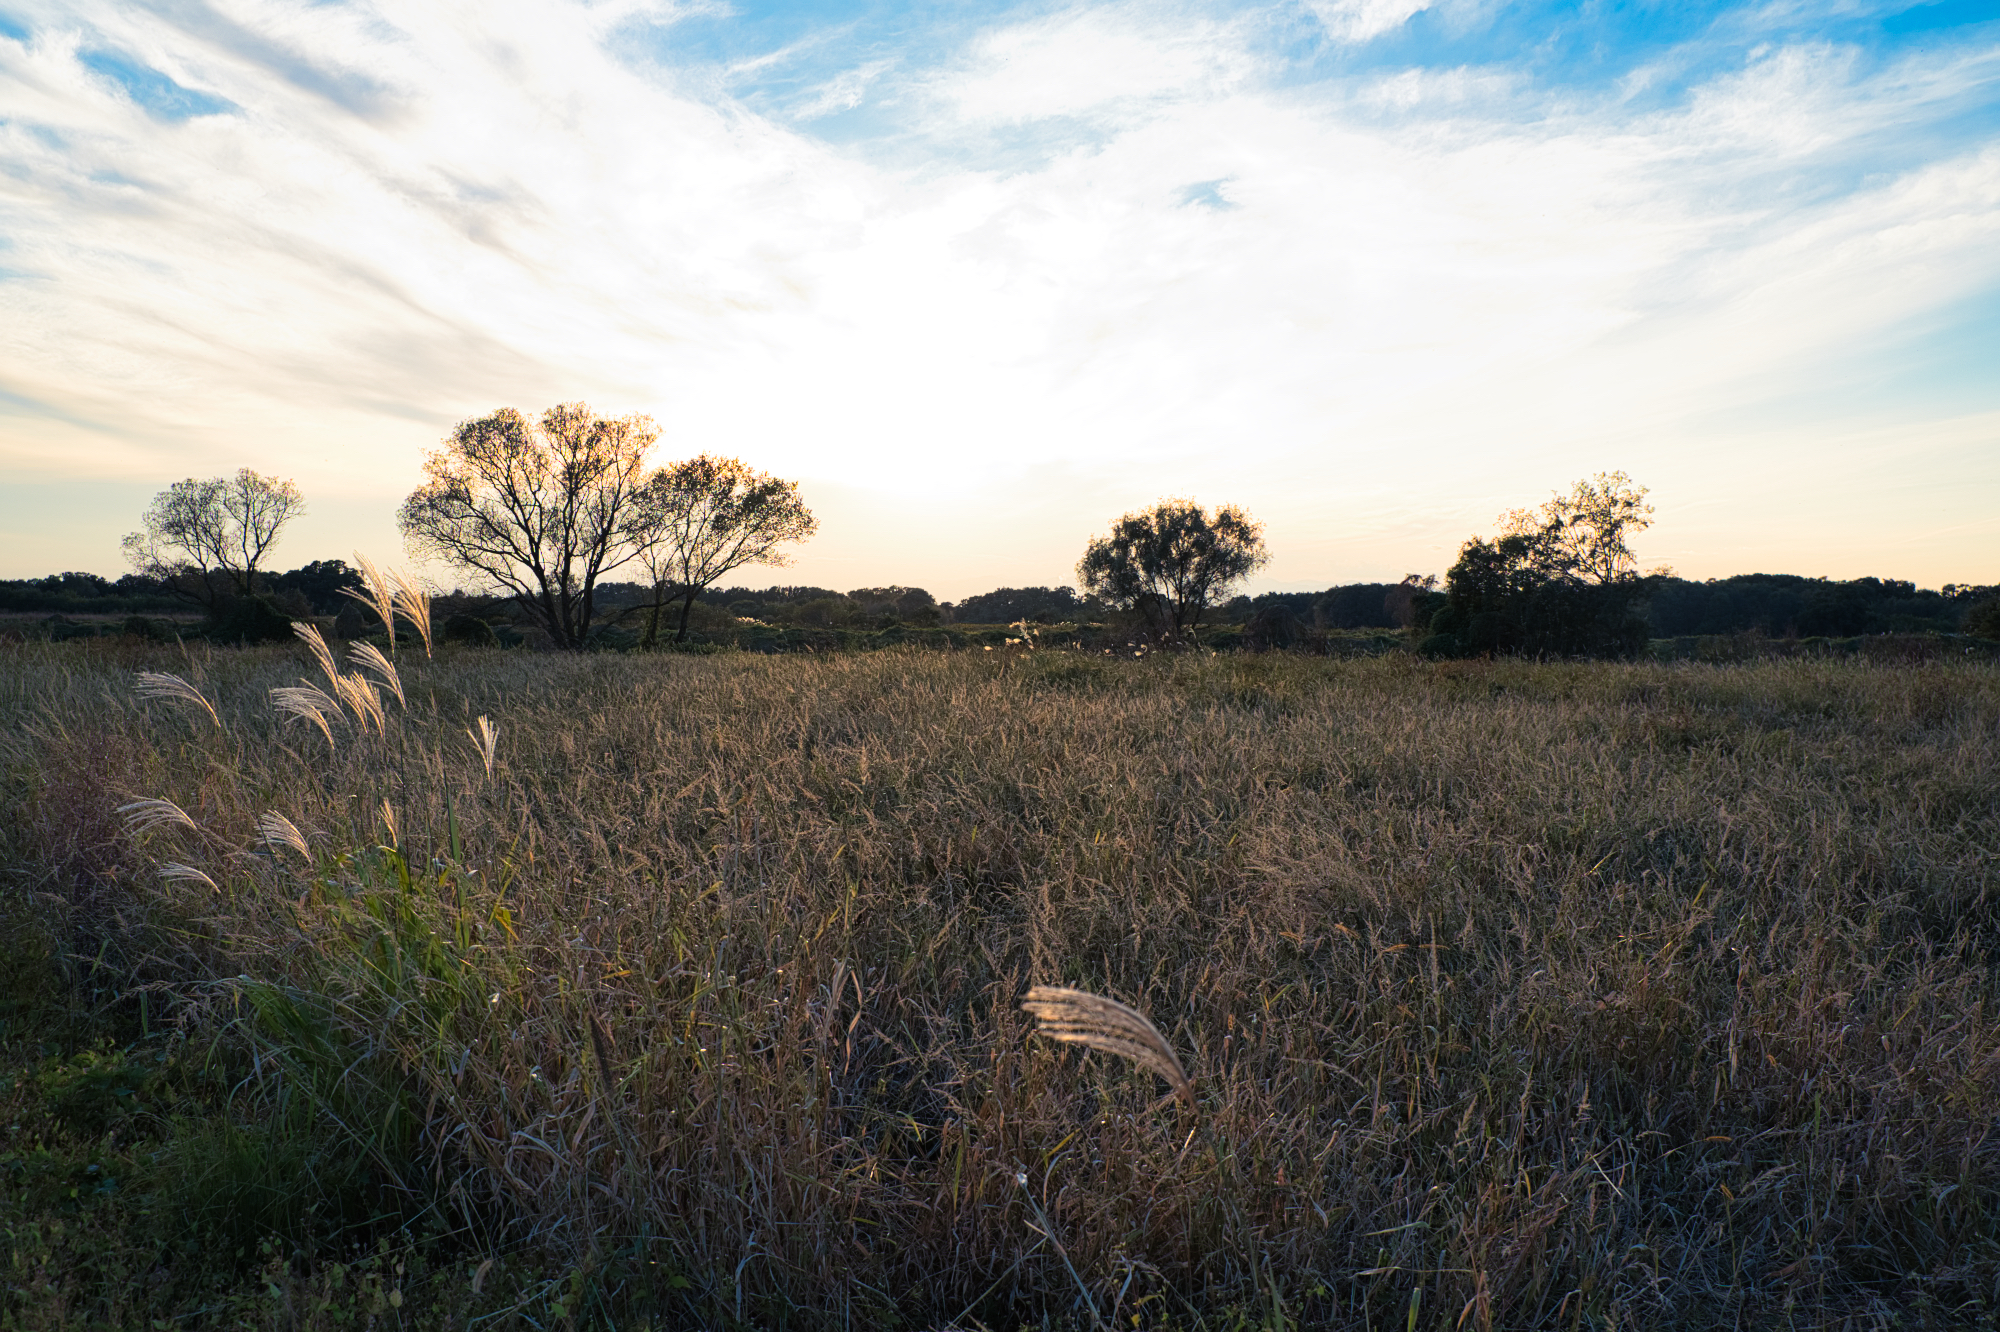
xmin=1077 ymin=499 xmax=1269 ymax=645
xmin=636 ymin=456 xmax=817 ymax=645
xmin=399 ymin=403 xmax=659 ymax=650
xmin=122 ymin=468 xmax=305 ymax=609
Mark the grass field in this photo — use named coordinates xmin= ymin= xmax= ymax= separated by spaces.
xmin=3 ymin=639 xmax=1997 ymax=1330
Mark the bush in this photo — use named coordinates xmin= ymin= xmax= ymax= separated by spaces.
xmin=783 ymin=597 xmax=862 ymax=629
xmin=441 ymin=613 xmax=499 ymax=647
xmin=1241 ymin=604 xmax=1304 ymax=650
xmin=206 ymin=595 xmax=296 ymax=645
xmin=1965 ymin=598 xmax=2000 ymax=640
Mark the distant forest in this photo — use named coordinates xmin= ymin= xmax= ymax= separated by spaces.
xmin=4 ymin=566 xmax=1994 ymax=640
xmin=1227 ymin=574 xmax=1993 ymax=639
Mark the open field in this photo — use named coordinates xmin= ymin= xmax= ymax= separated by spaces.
xmin=3 ymin=641 xmax=1998 ymax=1329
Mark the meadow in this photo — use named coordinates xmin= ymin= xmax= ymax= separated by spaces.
xmin=2 ymin=638 xmax=1997 ymax=1330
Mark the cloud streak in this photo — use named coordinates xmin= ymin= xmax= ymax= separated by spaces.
xmin=1303 ymin=0 xmax=1433 ymax=44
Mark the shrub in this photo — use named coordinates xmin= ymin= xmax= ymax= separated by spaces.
xmin=206 ymin=595 xmax=296 ymax=645
xmin=441 ymin=613 xmax=499 ymax=647
xmin=1965 ymin=597 xmax=2000 ymax=640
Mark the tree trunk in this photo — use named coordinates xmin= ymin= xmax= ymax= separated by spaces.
xmin=675 ymin=587 xmax=701 ymax=643
xmin=641 ymin=584 xmax=665 ymax=649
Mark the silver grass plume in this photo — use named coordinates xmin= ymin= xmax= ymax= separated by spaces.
xmin=292 ymin=622 xmax=338 ymax=685
xmin=341 ymin=552 xmax=398 ymax=652
xmin=159 ymin=862 xmax=218 ymax=892
xmin=134 ymin=672 xmax=219 ymax=727
xmin=389 ymin=570 xmax=433 ymax=658
xmin=256 ymin=811 xmax=312 ymax=859
xmin=328 ymin=673 xmax=385 ymax=735
xmin=466 ymin=715 xmax=499 ymax=780
xmin=1021 ymin=985 xmax=1195 ymax=1108
xmin=270 ymin=683 xmax=347 ymax=748
xmin=348 ymin=641 xmax=406 ymax=708
xmin=118 ymin=798 xmax=199 ymax=837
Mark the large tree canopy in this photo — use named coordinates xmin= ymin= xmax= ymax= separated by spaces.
xmin=399 ymin=403 xmax=659 ymax=650
xmin=122 ymin=468 xmax=305 ymax=608
xmin=635 ymin=455 xmax=817 ymax=645
xmin=1076 ymin=499 xmax=1268 ymax=645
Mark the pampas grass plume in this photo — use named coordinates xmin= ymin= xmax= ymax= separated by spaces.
xmin=134 ymin=672 xmax=219 ymax=727
xmin=118 ymin=798 xmax=199 ymax=837
xmin=256 ymin=811 xmax=312 ymax=859
xmin=348 ymin=641 xmax=406 ymax=708
xmin=1021 ymin=985 xmax=1195 ymax=1108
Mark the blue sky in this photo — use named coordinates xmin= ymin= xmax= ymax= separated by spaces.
xmin=1 ymin=0 xmax=1995 ymax=594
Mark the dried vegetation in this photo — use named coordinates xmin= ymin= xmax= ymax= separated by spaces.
xmin=3 ymin=639 xmax=1998 ymax=1329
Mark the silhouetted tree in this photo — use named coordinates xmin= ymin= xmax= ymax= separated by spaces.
xmin=1077 ymin=499 xmax=1269 ymax=645
xmin=122 ymin=469 xmax=305 ymax=608
xmin=1427 ymin=473 xmax=1657 ymax=659
xmin=635 ymin=456 xmax=817 ymax=645
xmin=1643 ymin=574 xmax=1968 ymax=638
xmin=1382 ymin=574 xmax=1438 ymax=630
xmin=399 ymin=403 xmax=659 ymax=650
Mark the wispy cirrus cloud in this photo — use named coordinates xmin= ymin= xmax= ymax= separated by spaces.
xmin=1301 ymin=0 xmax=1433 ymax=44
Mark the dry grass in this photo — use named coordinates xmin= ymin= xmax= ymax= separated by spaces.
xmin=3 ymin=639 xmax=1999 ymax=1329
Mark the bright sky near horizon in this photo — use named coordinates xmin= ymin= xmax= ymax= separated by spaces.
xmin=1 ymin=0 xmax=1996 ymax=598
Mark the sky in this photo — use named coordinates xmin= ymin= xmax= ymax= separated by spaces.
xmin=1 ymin=0 xmax=1996 ymax=599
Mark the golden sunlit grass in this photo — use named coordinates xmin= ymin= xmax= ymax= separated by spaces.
xmin=3 ymin=639 xmax=1998 ymax=1329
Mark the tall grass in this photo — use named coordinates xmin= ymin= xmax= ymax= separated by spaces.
xmin=3 ymin=639 xmax=1998 ymax=1328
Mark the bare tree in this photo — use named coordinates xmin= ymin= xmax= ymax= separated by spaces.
xmin=1077 ymin=499 xmax=1268 ymax=645
xmin=635 ymin=456 xmax=817 ymax=646
xmin=398 ymin=403 xmax=659 ymax=650
xmin=122 ymin=469 xmax=305 ymax=608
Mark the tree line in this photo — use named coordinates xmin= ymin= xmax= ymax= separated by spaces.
xmin=23 ymin=562 xmax=1987 ymax=645
xmin=37 ymin=405 xmax=2000 ymax=653
xmin=1407 ymin=472 xmax=1997 ymax=654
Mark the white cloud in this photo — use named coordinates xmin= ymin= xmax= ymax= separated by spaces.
xmin=1302 ymin=0 xmax=1432 ymax=44
xmin=791 ymin=59 xmax=895 ymax=119
xmin=930 ymin=5 xmax=1257 ymax=124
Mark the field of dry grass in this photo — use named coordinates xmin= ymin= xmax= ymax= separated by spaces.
xmin=3 ymin=639 xmax=1998 ymax=1329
